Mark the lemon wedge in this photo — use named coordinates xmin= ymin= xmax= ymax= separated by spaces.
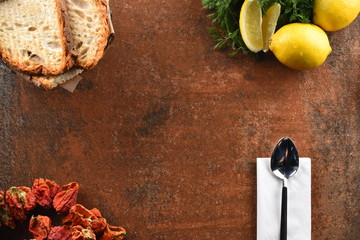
xmin=262 ymin=3 xmax=281 ymax=52
xmin=239 ymin=0 xmax=263 ymax=53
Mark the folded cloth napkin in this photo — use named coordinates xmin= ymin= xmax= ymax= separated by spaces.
xmin=257 ymin=158 xmax=311 ymax=240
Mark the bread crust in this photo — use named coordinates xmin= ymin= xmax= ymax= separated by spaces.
xmin=0 ymin=0 xmax=74 ymax=75
xmin=50 ymin=0 xmax=74 ymax=74
xmin=58 ymin=0 xmax=76 ymax=67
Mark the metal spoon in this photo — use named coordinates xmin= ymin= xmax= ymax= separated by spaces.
xmin=270 ymin=137 xmax=299 ymax=240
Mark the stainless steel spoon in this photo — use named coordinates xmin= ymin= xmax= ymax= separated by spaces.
xmin=271 ymin=137 xmax=299 ymax=240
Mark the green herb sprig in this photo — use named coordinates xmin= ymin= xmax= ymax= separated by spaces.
xmin=202 ymin=0 xmax=313 ymax=56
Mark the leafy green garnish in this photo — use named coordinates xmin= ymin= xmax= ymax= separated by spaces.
xmin=202 ymin=0 xmax=313 ymax=56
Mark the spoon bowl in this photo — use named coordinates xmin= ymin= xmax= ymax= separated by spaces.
xmin=271 ymin=137 xmax=299 ymax=180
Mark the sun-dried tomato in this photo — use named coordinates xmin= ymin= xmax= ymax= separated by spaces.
xmin=63 ymin=204 xmax=107 ymax=234
xmin=99 ymin=225 xmax=126 ymax=240
xmin=5 ymin=186 xmax=36 ymax=221
xmin=53 ymin=182 xmax=79 ymax=214
xmin=48 ymin=226 xmax=72 ymax=240
xmin=71 ymin=225 xmax=96 ymax=240
xmin=89 ymin=208 xmax=102 ymax=218
xmin=0 ymin=191 xmax=15 ymax=229
xmin=29 ymin=215 xmax=52 ymax=240
xmin=32 ymin=178 xmax=59 ymax=209
xmin=89 ymin=208 xmax=107 ymax=234
xmin=45 ymin=179 xmax=60 ymax=198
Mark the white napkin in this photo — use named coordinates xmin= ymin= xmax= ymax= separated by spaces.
xmin=257 ymin=158 xmax=311 ymax=240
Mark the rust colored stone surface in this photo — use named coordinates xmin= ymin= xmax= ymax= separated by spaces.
xmin=0 ymin=1 xmax=359 ymax=239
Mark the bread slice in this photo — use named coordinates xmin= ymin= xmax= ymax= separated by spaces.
xmin=0 ymin=57 xmax=83 ymax=89
xmin=65 ymin=0 xmax=111 ymax=69
xmin=0 ymin=0 xmax=74 ymax=75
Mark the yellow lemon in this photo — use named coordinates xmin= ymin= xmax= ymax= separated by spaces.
xmin=239 ymin=0 xmax=263 ymax=53
xmin=313 ymin=0 xmax=360 ymax=31
xmin=269 ymin=23 xmax=332 ymax=70
xmin=262 ymin=3 xmax=281 ymax=52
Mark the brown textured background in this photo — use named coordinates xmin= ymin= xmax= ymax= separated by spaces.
xmin=0 ymin=0 xmax=359 ymax=239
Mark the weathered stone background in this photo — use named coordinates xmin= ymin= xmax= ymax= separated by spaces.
xmin=0 ymin=1 xmax=359 ymax=239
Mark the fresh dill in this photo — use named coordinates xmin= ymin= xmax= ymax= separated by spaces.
xmin=202 ymin=0 xmax=313 ymax=56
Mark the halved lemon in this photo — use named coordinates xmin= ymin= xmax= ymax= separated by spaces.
xmin=262 ymin=3 xmax=281 ymax=52
xmin=239 ymin=0 xmax=263 ymax=53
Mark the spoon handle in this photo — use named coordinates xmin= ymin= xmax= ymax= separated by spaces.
xmin=280 ymin=185 xmax=287 ymax=240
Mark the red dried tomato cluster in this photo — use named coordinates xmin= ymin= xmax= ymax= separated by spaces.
xmin=0 ymin=178 xmax=126 ymax=240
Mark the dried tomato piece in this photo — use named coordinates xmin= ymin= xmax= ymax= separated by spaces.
xmin=89 ymin=209 xmax=107 ymax=234
xmin=0 ymin=191 xmax=15 ymax=229
xmin=32 ymin=178 xmax=59 ymax=208
xmin=100 ymin=225 xmax=126 ymax=240
xmin=48 ymin=226 xmax=72 ymax=240
xmin=63 ymin=204 xmax=107 ymax=234
xmin=5 ymin=186 xmax=36 ymax=221
xmin=29 ymin=215 xmax=52 ymax=240
xmin=45 ymin=179 xmax=60 ymax=198
xmin=89 ymin=208 xmax=102 ymax=218
xmin=71 ymin=225 xmax=96 ymax=240
xmin=53 ymin=182 xmax=79 ymax=214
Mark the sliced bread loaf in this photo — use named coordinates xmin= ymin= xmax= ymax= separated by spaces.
xmin=28 ymin=0 xmax=113 ymax=89
xmin=65 ymin=0 xmax=111 ymax=69
xmin=0 ymin=0 xmax=74 ymax=75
